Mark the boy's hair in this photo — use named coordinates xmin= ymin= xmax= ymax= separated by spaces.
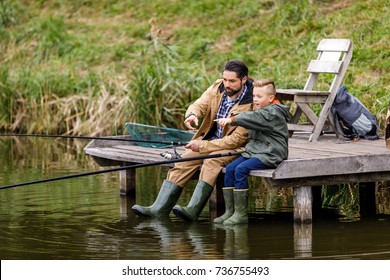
xmin=222 ymin=59 xmax=248 ymax=79
xmin=253 ymin=78 xmax=276 ymax=95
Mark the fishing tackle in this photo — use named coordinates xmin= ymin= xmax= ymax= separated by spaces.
xmin=160 ymin=146 xmax=182 ymax=160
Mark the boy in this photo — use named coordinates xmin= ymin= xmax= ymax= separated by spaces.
xmin=214 ymin=78 xmax=290 ymax=225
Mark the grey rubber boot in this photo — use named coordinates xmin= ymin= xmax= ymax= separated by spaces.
xmin=132 ymin=180 xmax=182 ymax=217
xmin=223 ymin=189 xmax=248 ymax=225
xmin=172 ymin=180 xmax=213 ymax=221
xmin=213 ymin=187 xmax=234 ymax=224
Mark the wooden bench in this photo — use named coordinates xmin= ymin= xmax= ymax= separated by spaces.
xmin=276 ymin=38 xmax=353 ymax=142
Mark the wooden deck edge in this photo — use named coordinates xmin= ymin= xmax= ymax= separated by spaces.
xmin=220 ymin=168 xmax=275 ymax=178
xmin=273 ymin=153 xmax=390 ymax=179
xmin=265 ymin=171 xmax=390 ymax=188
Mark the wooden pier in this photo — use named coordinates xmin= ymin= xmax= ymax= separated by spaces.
xmin=84 ymin=134 xmax=390 ymax=224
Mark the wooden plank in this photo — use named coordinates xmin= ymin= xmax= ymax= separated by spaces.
xmin=276 ymin=89 xmax=329 ymax=95
xmin=339 ymin=141 xmax=389 ymax=154
xmin=288 ymin=124 xmax=314 ymax=132
xmin=307 ymin=60 xmax=342 ymax=73
xmin=107 ymin=146 xmax=164 ymax=158
xmin=85 ymin=147 xmax=173 ymax=166
xmin=222 ymin=168 xmax=275 ymax=178
xmin=296 ymin=103 xmax=319 ymax=124
xmin=294 ymin=95 xmax=328 ymax=103
xmin=288 ymin=143 xmax=364 ymax=156
xmin=248 ymin=169 xmax=275 ymax=178
xmin=288 ymin=149 xmax=332 ymax=159
xmin=317 ymin=39 xmax=351 ymax=52
xmin=273 ymin=154 xmax=390 ymax=179
xmin=288 ymin=139 xmax=389 ymax=157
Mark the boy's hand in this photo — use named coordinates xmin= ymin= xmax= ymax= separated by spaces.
xmin=214 ymin=117 xmax=232 ymax=128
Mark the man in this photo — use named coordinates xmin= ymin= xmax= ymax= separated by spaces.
xmin=132 ymin=59 xmax=254 ymax=221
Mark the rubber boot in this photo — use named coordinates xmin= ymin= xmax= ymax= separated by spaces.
xmin=223 ymin=189 xmax=248 ymax=225
xmin=172 ymin=180 xmax=213 ymax=221
xmin=132 ymin=180 xmax=182 ymax=217
xmin=213 ymin=187 xmax=234 ymax=224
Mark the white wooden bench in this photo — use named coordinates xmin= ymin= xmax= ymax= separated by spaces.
xmin=276 ymin=38 xmax=353 ymax=142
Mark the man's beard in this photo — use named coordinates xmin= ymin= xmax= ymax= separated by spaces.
xmin=225 ymin=81 xmax=243 ymax=97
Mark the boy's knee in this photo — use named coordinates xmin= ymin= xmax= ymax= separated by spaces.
xmin=236 ymin=164 xmax=250 ymax=175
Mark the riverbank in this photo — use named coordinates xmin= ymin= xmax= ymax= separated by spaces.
xmin=1 ymin=0 xmax=388 ymax=135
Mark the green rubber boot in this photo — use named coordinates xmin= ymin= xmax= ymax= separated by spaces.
xmin=223 ymin=189 xmax=248 ymax=225
xmin=173 ymin=180 xmax=213 ymax=221
xmin=213 ymin=187 xmax=234 ymax=224
xmin=132 ymin=180 xmax=182 ymax=217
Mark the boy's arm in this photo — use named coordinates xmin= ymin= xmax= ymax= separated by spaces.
xmin=233 ymin=109 xmax=277 ymax=132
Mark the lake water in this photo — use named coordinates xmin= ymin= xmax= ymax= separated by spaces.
xmin=1 ymin=137 xmax=390 ymax=260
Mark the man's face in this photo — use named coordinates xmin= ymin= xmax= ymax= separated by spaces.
xmin=222 ymin=71 xmax=247 ymax=98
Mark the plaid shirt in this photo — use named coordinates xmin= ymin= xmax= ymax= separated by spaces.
xmin=212 ymin=85 xmax=247 ymax=139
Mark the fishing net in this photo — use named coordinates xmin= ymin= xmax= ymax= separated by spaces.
xmin=124 ymin=122 xmax=195 ymax=148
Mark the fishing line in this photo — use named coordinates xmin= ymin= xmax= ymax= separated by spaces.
xmin=0 ymin=133 xmax=188 ymax=146
xmin=0 ymin=151 xmax=241 ymax=190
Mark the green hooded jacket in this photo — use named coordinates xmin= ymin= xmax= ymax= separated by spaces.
xmin=232 ymin=104 xmax=291 ymax=168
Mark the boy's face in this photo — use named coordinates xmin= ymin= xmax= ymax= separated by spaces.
xmin=253 ymin=87 xmax=275 ymax=110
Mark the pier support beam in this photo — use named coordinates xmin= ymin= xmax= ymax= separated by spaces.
xmin=119 ymin=168 xmax=136 ymax=195
xmin=293 ymin=186 xmax=312 ymax=223
xmin=119 ymin=196 xmax=136 ymax=218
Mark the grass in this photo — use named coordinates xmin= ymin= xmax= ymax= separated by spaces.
xmin=0 ymin=0 xmax=389 ymax=135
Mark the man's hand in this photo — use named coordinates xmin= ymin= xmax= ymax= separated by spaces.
xmin=185 ymin=140 xmax=200 ymax=152
xmin=184 ymin=114 xmax=198 ymax=130
xmin=214 ymin=117 xmax=232 ymax=128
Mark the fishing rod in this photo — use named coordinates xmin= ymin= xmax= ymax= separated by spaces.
xmin=0 ymin=151 xmax=241 ymax=190
xmin=0 ymin=133 xmax=188 ymax=146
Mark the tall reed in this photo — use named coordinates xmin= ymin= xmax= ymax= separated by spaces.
xmin=128 ymin=29 xmax=210 ymax=129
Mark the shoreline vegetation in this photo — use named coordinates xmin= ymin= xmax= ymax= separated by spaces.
xmin=0 ymin=0 xmax=388 ymax=136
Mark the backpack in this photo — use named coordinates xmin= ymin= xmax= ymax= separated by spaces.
xmin=332 ymin=85 xmax=379 ymax=140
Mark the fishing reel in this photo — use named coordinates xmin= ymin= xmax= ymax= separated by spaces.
xmin=160 ymin=146 xmax=182 ymax=160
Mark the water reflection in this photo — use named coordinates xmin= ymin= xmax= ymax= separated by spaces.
xmin=214 ymin=224 xmax=249 ymax=259
xmin=1 ymin=138 xmax=390 ymax=260
xmin=294 ymin=223 xmax=312 ymax=258
xmin=377 ymin=181 xmax=390 ymax=215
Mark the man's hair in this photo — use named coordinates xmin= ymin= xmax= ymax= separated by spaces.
xmin=222 ymin=59 xmax=248 ymax=79
xmin=253 ymin=78 xmax=276 ymax=95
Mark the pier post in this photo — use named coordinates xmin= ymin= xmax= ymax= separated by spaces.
xmin=119 ymin=168 xmax=136 ymax=195
xmin=293 ymin=186 xmax=313 ymax=223
xmin=119 ymin=195 xmax=136 ymax=217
